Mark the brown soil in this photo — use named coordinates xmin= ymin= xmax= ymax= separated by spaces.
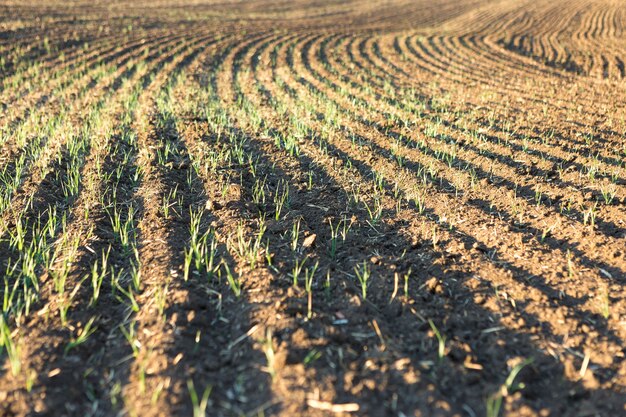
xmin=1 ymin=1 xmax=625 ymax=416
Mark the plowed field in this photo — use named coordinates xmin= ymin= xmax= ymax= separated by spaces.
xmin=1 ymin=1 xmax=626 ymax=416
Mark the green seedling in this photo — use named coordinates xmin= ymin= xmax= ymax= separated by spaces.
xmin=354 ymin=261 xmax=370 ymax=300
xmin=65 ymin=317 xmax=97 ymax=354
xmin=428 ymin=319 xmax=446 ymax=361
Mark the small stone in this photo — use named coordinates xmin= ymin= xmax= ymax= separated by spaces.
xmin=302 ymin=234 xmax=316 ymax=249
xmin=425 ymin=277 xmax=443 ymax=295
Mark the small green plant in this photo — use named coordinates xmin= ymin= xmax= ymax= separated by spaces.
xmin=413 ymin=189 xmax=426 ymax=214
xmin=291 ymin=257 xmax=307 ymax=287
xmin=231 ymin=222 xmax=265 ymax=270
xmin=120 ymin=320 xmax=141 ymax=358
xmin=291 ymin=218 xmax=300 ymax=252
xmin=262 ymin=328 xmax=276 ymax=380
xmin=566 ymin=250 xmax=575 ymax=278
xmin=583 ymin=202 xmax=598 ymax=227
xmin=273 ymin=180 xmax=290 ymax=220
xmin=486 ymin=358 xmax=533 ymax=417
xmin=540 ymin=222 xmax=557 ymax=243
xmin=185 ymin=210 xmax=218 ymax=280
xmin=222 ymin=261 xmax=241 ymax=297
xmin=363 ymin=196 xmax=383 ymax=224
xmin=428 ymin=319 xmax=446 ymax=361
xmin=431 ymin=225 xmax=440 ymax=249
xmin=187 ymin=380 xmax=212 ymax=417
xmin=303 ymin=349 xmax=322 ymax=367
xmin=0 ymin=316 xmax=21 ymax=375
xmin=304 ymin=261 xmax=319 ymax=319
xmin=328 ymin=218 xmax=341 ymax=259
xmin=89 ymin=247 xmax=111 ymax=306
xmin=404 ymin=268 xmax=412 ymax=298
xmin=354 ymin=261 xmax=370 ymax=300
xmin=600 ymin=183 xmax=617 ymax=205
xmin=65 ymin=317 xmax=97 ymax=354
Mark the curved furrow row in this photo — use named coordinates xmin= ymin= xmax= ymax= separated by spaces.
xmin=297 ymin=33 xmax=626 ymax=278
xmin=123 ymin=32 xmax=289 ymax=416
xmin=228 ymin=28 xmax=626 ymax=415
xmin=335 ymin=31 xmax=626 ymax=169
xmin=0 ymin=30 xmax=205 ymax=323
xmin=388 ymin=30 xmax=618 ymax=119
xmin=502 ymin=0 xmax=626 ymax=80
xmin=264 ymin=32 xmax=624 ymax=360
xmin=218 ymin=27 xmax=485 ymax=414
xmin=0 ymin=17 xmax=146 ymax=90
xmin=0 ymin=30 xmax=224 ymax=416
xmin=2 ymin=2 xmax=626 ymax=416
xmin=116 ymin=33 xmax=268 ymax=416
xmin=346 ymin=58 xmax=626 ymax=227
xmin=0 ymin=28 xmax=196 ymax=136
xmin=275 ymin=29 xmax=625 ymax=311
xmin=0 ymin=34 xmax=195 ymax=241
xmin=340 ymin=33 xmax=626 ymax=181
xmin=0 ymin=29 xmax=187 ymax=165
xmin=297 ymin=32 xmax=626 ymax=230
xmin=231 ymin=30 xmax=470 ymax=414
xmin=0 ymin=27 xmax=150 ymax=102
